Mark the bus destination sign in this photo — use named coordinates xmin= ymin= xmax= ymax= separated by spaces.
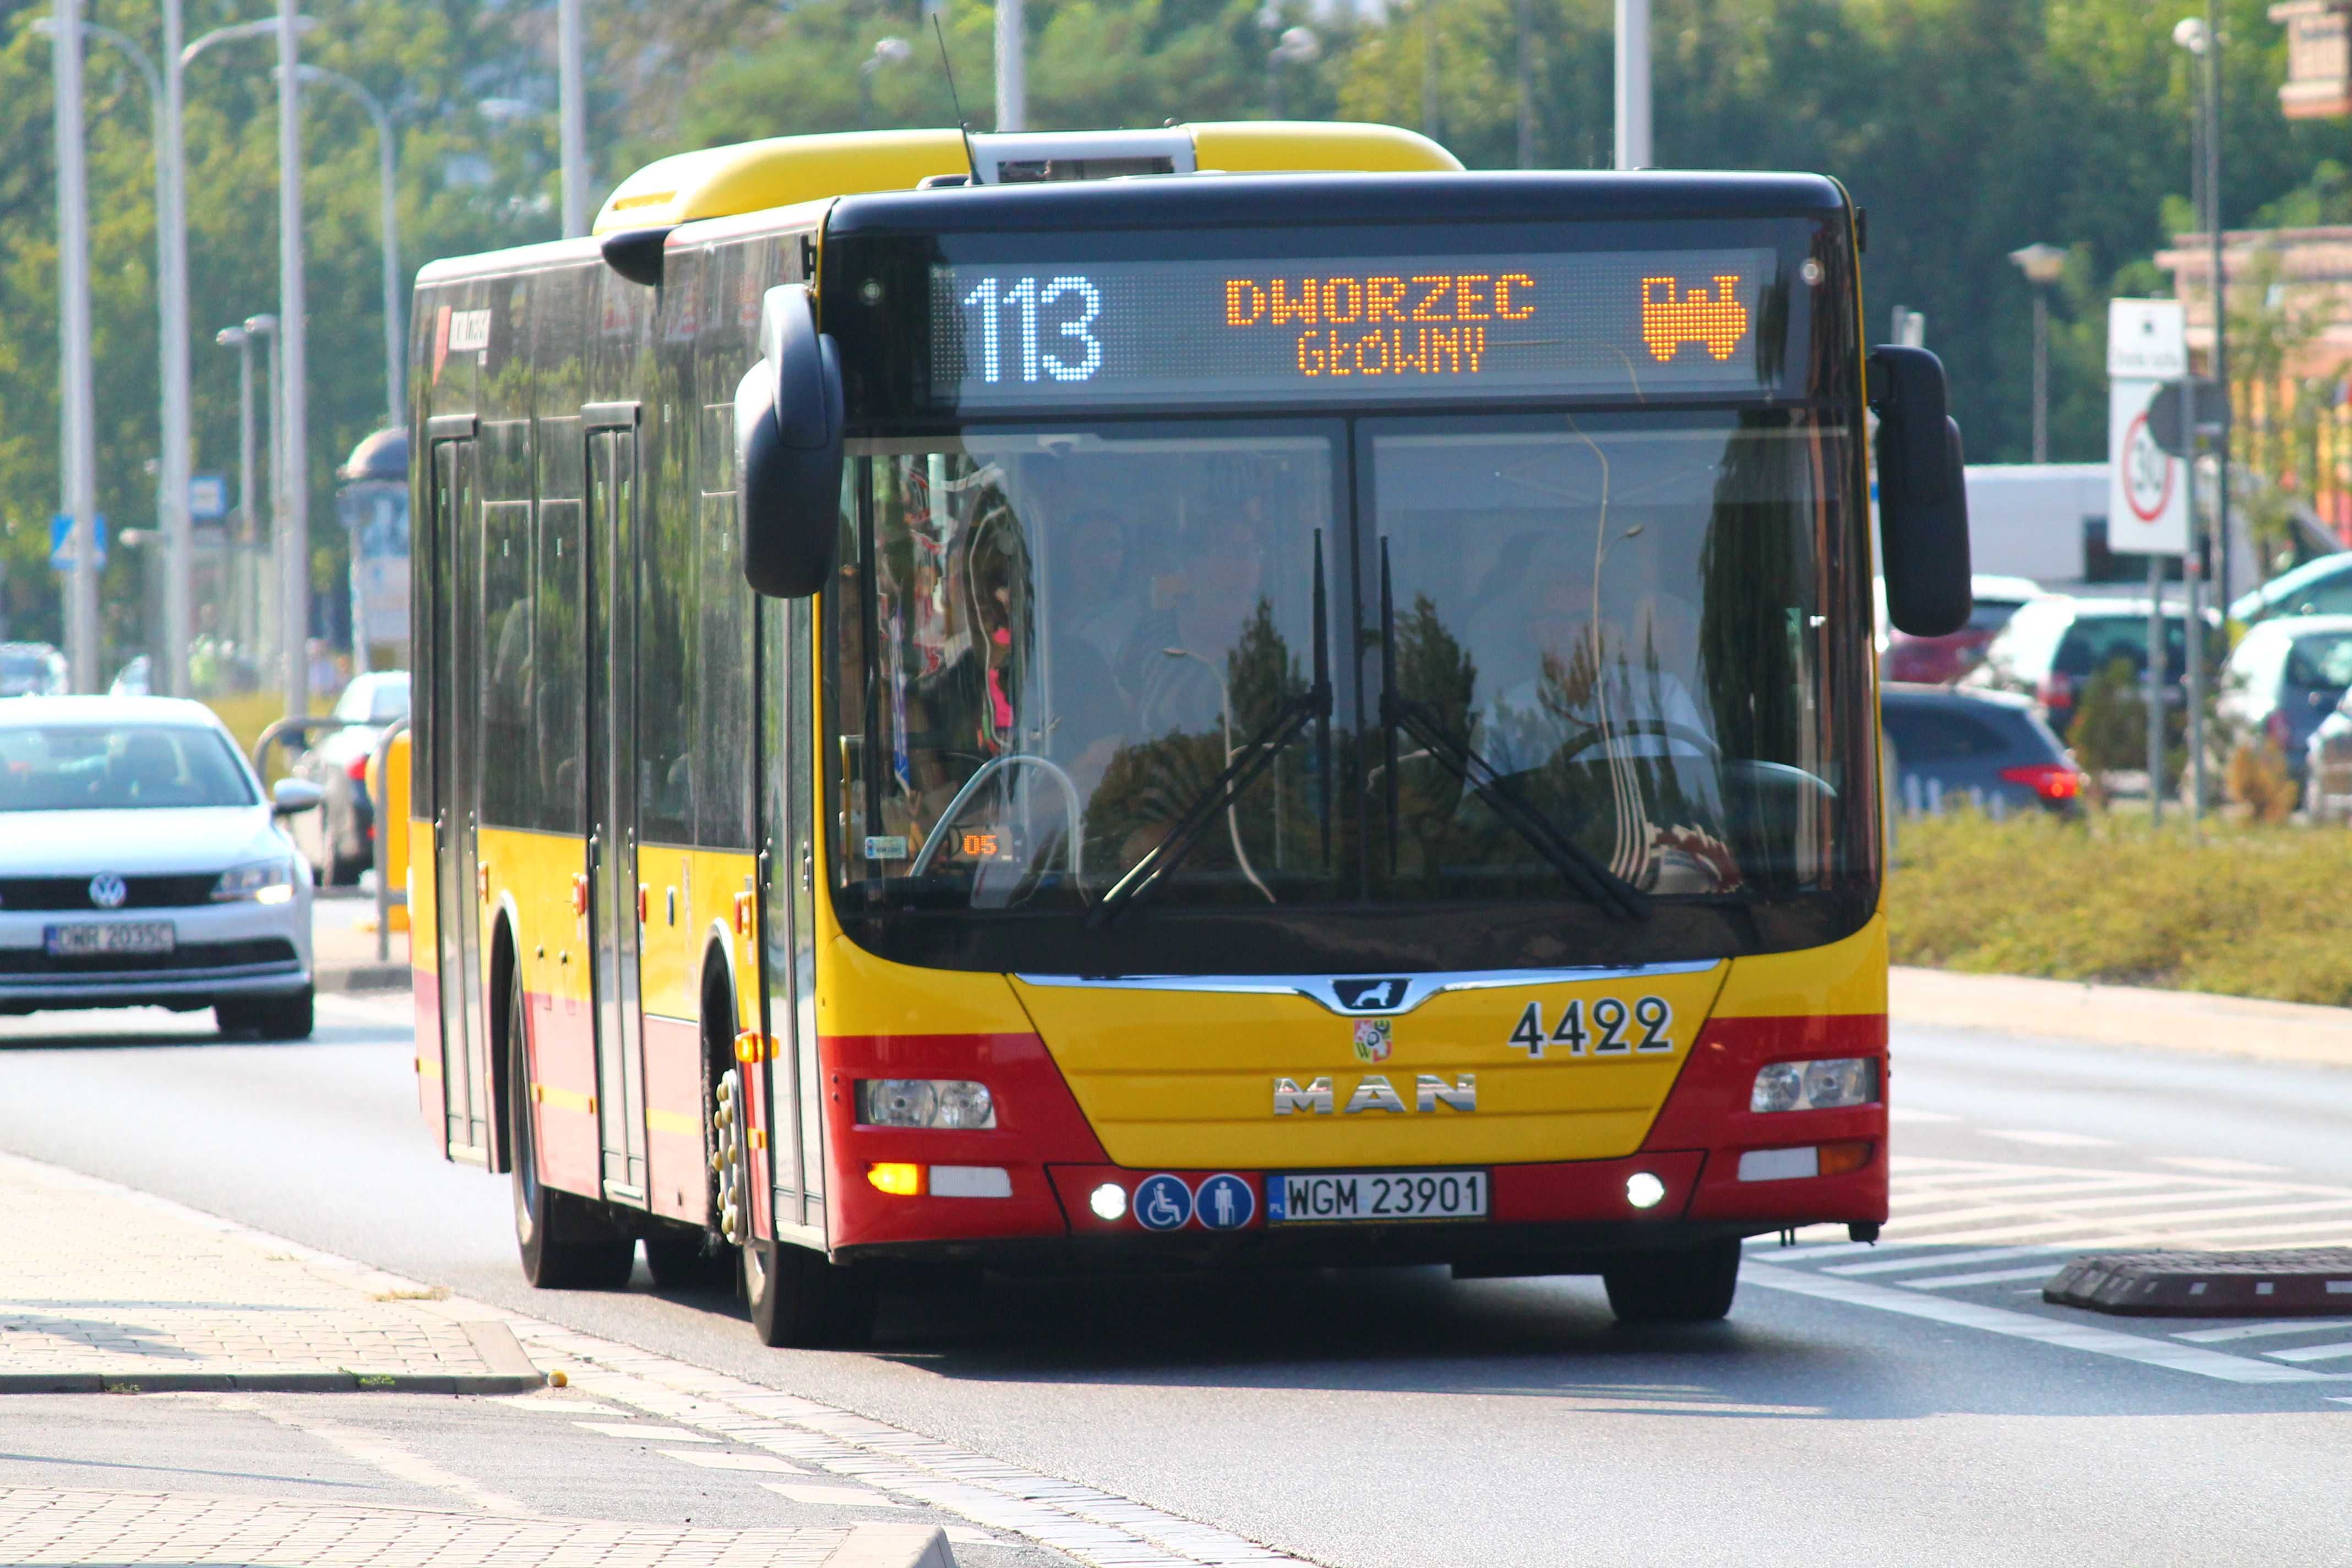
xmin=928 ymin=247 xmax=1778 ymax=408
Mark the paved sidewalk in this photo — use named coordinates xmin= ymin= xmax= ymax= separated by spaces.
xmin=0 ymin=1152 xmax=539 ymax=1394
xmin=1891 ymin=965 xmax=2352 ymax=1069
xmin=0 ymin=1490 xmax=949 ymax=1567
xmin=313 ymin=892 xmax=411 ymax=993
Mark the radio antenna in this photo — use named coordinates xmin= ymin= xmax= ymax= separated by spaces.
xmin=932 ymin=15 xmax=981 ymax=183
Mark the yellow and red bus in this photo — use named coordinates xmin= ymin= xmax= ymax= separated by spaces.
xmin=409 ymin=122 xmax=1969 ymax=1344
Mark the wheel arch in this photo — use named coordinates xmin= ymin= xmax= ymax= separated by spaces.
xmin=484 ymin=902 xmax=522 ymax=1175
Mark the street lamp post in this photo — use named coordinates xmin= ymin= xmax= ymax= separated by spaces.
xmin=46 ymin=0 xmax=100 ymax=693
xmin=996 ymin=0 xmax=1026 ymax=131
xmin=1265 ymin=20 xmax=1319 ymax=119
xmin=2008 ymin=242 xmax=2066 ymax=464
xmin=290 ymin=65 xmax=402 ymax=426
xmin=215 ymin=325 xmax=258 ymax=657
xmin=2177 ymin=9 xmax=2233 ymax=612
xmin=276 ymin=0 xmax=312 ymax=724
xmin=1615 ymin=0 xmax=1651 ymax=169
xmin=558 ymin=0 xmax=589 ymax=236
xmin=246 ymin=314 xmax=281 ymax=682
xmin=858 ymin=37 xmax=912 ymax=128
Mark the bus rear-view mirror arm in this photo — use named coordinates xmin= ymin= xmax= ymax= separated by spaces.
xmin=736 ymin=283 xmax=845 ymax=599
xmin=1870 ymin=344 xmax=1972 ymax=639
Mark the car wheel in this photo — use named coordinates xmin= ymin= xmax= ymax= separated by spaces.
xmin=508 ymin=980 xmax=634 ymax=1289
xmin=1602 ymin=1238 xmax=1742 ymax=1325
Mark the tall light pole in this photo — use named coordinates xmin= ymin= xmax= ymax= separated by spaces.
xmin=559 ymin=0 xmax=589 ymax=235
xmin=291 ymin=64 xmax=402 ymax=424
xmin=997 ymin=0 xmax=1026 ymax=130
xmin=858 ymin=37 xmax=912 ymax=128
xmin=2008 ymin=242 xmax=2066 ymax=464
xmin=1514 ymin=0 xmax=1534 ymax=167
xmin=1266 ymin=23 xmax=1318 ymax=119
xmin=50 ymin=0 xmax=100 ymax=693
xmin=216 ymin=325 xmax=257 ymax=655
xmin=276 ymin=0 xmax=312 ymax=721
xmin=1615 ymin=0 xmax=1651 ymax=168
xmin=247 ymin=315 xmax=280 ymax=673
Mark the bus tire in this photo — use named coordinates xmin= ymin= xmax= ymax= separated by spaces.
xmin=508 ymin=981 xmax=634 ymax=1290
xmin=1602 ymin=1238 xmax=1741 ymax=1324
xmin=744 ymin=1234 xmax=876 ymax=1349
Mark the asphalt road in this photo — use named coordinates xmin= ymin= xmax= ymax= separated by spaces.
xmin=3 ymin=995 xmax=2350 ymax=1566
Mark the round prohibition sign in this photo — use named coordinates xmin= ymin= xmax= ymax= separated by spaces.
xmin=2123 ymin=410 xmax=2176 ymax=524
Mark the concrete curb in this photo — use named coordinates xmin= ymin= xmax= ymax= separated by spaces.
xmin=316 ymin=961 xmax=410 ymax=993
xmin=1891 ymin=965 xmax=2352 ymax=1069
xmin=0 ymin=1370 xmax=545 ymax=1395
xmin=822 ymin=1524 xmax=955 ymax=1568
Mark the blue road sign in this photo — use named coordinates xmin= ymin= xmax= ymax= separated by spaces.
xmin=1195 ymin=1173 xmax=1255 ymax=1231
xmin=1134 ymin=1173 xmax=1193 ymax=1232
xmin=50 ymin=514 xmax=106 ymax=571
xmin=189 ymin=475 xmax=228 ymax=520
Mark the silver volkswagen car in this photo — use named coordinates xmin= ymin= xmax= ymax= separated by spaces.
xmin=0 ymin=697 xmax=320 ymax=1037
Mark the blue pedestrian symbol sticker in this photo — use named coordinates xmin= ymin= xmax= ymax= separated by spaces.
xmin=1134 ymin=1174 xmax=1193 ymax=1232
xmin=1195 ymin=1173 xmax=1255 ymax=1231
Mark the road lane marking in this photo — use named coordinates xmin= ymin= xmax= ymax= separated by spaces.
xmin=1743 ymin=1262 xmax=2352 ymax=1384
xmin=1887 ymin=1107 xmax=1959 ymax=1123
xmin=2156 ymin=1157 xmax=2293 ymax=1175
xmin=660 ymin=1449 xmax=808 ymax=1473
xmin=763 ymin=1483 xmax=911 ymax=1508
xmin=2173 ymin=1319 xmax=2352 ymax=1343
xmin=574 ymin=1422 xmax=717 ymax=1442
xmin=212 ymin=1395 xmax=537 ymax=1516
xmin=1827 ymin=1244 xmax=2082 ymax=1276
xmin=1898 ymin=1265 xmax=2065 ymax=1289
xmin=1981 ymin=1130 xmax=2121 ymax=1148
xmin=2264 ymin=1341 xmax=2352 ymax=1364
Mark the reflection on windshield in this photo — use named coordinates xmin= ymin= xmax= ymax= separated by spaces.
xmin=0 ymin=725 xmax=259 ymax=812
xmin=831 ymin=432 xmax=1335 ymax=910
xmin=1373 ymin=413 xmax=1843 ymax=899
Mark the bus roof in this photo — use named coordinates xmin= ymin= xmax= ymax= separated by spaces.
xmin=591 ymin=122 xmax=1460 ymax=235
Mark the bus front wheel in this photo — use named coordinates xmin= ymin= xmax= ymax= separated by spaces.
xmin=1602 ymin=1238 xmax=1741 ymax=1325
xmin=743 ymin=1234 xmax=875 ymax=1348
xmin=508 ymin=982 xmax=634 ymax=1290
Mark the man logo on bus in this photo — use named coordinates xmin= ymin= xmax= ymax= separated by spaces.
xmin=1353 ymin=1018 xmax=1393 ymax=1064
xmin=1640 ymin=275 xmax=1750 ymax=363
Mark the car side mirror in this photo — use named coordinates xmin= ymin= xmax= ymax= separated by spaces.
xmin=736 ymin=284 xmax=845 ymax=599
xmin=1870 ymin=345 xmax=1972 ymax=638
xmin=272 ymin=778 xmax=324 ymax=816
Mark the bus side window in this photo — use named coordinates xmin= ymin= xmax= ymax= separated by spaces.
xmin=536 ymin=416 xmax=586 ymax=835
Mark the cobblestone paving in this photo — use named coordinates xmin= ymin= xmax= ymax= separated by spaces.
xmin=0 ymin=1152 xmax=537 ymax=1391
xmin=0 ymin=1489 xmax=866 ymax=1566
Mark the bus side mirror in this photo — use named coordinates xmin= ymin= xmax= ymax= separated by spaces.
xmin=736 ymin=284 xmax=844 ymax=600
xmin=1870 ymin=345 xmax=1972 ymax=637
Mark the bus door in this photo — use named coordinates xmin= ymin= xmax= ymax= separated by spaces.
xmin=423 ymin=415 xmax=490 ymax=1158
xmin=582 ymin=405 xmax=650 ymax=1204
xmin=756 ymin=595 xmax=823 ymax=1236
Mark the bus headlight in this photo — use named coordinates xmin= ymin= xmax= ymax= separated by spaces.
xmin=1750 ymin=1058 xmax=1880 ymax=1113
xmin=855 ymin=1079 xmax=997 ymax=1129
xmin=213 ymin=857 xmax=297 ymax=904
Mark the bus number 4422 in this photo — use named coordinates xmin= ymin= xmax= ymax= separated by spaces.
xmin=1507 ymin=997 xmax=1673 ymax=1058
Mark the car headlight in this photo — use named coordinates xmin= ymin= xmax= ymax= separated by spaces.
xmin=213 ymin=858 xmax=298 ymax=905
xmin=1750 ymin=1057 xmax=1880 ymax=1113
xmin=854 ymin=1079 xmax=996 ymax=1129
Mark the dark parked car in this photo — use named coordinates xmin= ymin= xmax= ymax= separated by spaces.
xmin=1964 ymin=596 xmax=2222 ymax=742
xmin=2229 ymin=551 xmax=2352 ymax=628
xmin=285 ymin=671 xmax=409 ymax=885
xmin=2215 ymin=614 xmax=2352 ymax=785
xmin=1882 ymin=683 xmax=2082 ymax=816
xmin=1882 ymin=573 xmax=2044 ymax=684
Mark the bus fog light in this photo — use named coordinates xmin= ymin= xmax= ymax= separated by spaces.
xmin=1090 ymin=1183 xmax=1128 ymax=1221
xmin=867 ymin=1162 xmax=923 ymax=1196
xmin=1750 ymin=1058 xmax=1879 ymax=1113
xmin=855 ymin=1079 xmax=998 ymax=1129
xmin=1625 ymin=1172 xmax=1667 ymax=1210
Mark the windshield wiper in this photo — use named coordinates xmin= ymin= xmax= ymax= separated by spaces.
xmin=1376 ymin=539 xmax=1651 ymax=922
xmin=1088 ymin=532 xmax=1333 ymax=929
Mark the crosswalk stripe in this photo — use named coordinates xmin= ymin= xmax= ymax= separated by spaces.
xmin=1898 ymin=1265 xmax=2063 ymax=1290
xmin=1827 ymin=1244 xmax=2079 ymax=1277
xmin=2174 ymin=1319 xmax=2352 ymax=1344
xmin=2168 ymin=1217 xmax=2352 ymax=1243
xmin=2264 ymin=1342 xmax=2352 ymax=1364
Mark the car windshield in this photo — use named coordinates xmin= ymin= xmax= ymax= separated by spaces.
xmin=0 ymin=725 xmax=258 ymax=811
xmin=827 ymin=410 xmax=1869 ymax=929
xmin=2286 ymin=631 xmax=2352 ymax=689
xmin=335 ymin=674 xmax=411 ymax=724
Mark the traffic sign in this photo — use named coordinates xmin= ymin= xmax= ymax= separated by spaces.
xmin=50 ymin=513 xmax=107 ymax=571
xmin=2108 ymin=298 xmax=2188 ymax=380
xmin=188 ymin=473 xmax=228 ymax=520
xmin=2146 ymin=378 xmax=2231 ymax=457
xmin=2108 ymin=380 xmax=2187 ymax=555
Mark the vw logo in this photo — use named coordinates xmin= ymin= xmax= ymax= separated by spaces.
xmin=88 ymin=873 xmax=127 ymax=910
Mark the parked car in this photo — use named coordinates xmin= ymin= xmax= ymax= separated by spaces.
xmin=2215 ymin=614 xmax=2352 ymax=785
xmin=0 ymin=643 xmax=68 ymax=697
xmin=1963 ymin=596 xmax=2223 ymax=742
xmin=0 ymin=696 xmax=319 ymax=1037
xmin=285 ymin=671 xmax=410 ymax=885
xmin=108 ymin=655 xmax=151 ymax=697
xmin=1883 ymin=573 xmax=2046 ymax=684
xmin=2307 ymin=692 xmax=2352 ymax=822
xmin=2229 ymin=551 xmax=2352 ymax=628
xmin=1881 ymin=683 xmax=2082 ymax=816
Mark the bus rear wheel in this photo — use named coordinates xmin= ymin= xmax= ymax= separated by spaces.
xmin=508 ymin=981 xmax=633 ymax=1290
xmin=1602 ymin=1238 xmax=1741 ymax=1325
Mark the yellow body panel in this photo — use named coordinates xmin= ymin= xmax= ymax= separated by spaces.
xmin=594 ymin=123 xmax=1463 ymax=235
xmin=1011 ymin=967 xmax=1727 ymax=1169
xmin=408 ymin=819 xmax=437 ymax=980
xmin=815 ymin=928 xmax=1038 ymax=1039
xmin=1712 ymin=914 xmax=1887 ymax=1019
xmin=371 ymin=734 xmax=411 ymax=934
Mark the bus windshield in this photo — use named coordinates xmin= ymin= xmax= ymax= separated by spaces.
xmin=825 ymin=407 xmax=1872 ymax=963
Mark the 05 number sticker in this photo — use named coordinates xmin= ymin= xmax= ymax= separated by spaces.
xmin=1506 ymin=997 xmax=1673 ymax=1059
